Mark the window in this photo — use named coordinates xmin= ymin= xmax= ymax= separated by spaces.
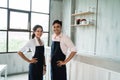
xmin=0 ymin=0 xmax=7 ymax=7
xmin=9 ymin=0 xmax=30 ymax=11
xmin=0 ymin=31 xmax=7 ymax=52
xmin=9 ymin=11 xmax=29 ymax=30
xmin=0 ymin=9 xmax=7 ymax=30
xmin=8 ymin=32 xmax=29 ymax=52
xmin=31 ymin=13 xmax=49 ymax=32
xmin=0 ymin=0 xmax=50 ymax=53
xmin=32 ymin=0 xmax=50 ymax=13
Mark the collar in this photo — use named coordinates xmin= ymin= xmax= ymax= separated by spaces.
xmin=34 ymin=37 xmax=43 ymax=46
xmin=34 ymin=37 xmax=40 ymax=40
xmin=53 ymin=33 xmax=63 ymax=39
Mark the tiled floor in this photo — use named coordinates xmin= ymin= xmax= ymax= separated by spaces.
xmin=8 ymin=73 xmax=28 ymax=80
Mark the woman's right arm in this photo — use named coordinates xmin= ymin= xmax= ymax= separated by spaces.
xmin=18 ymin=40 xmax=37 ymax=63
xmin=18 ymin=51 xmax=38 ymax=63
xmin=18 ymin=51 xmax=31 ymax=63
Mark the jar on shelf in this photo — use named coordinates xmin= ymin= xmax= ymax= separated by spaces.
xmin=76 ymin=19 xmax=81 ymax=25
xmin=81 ymin=19 xmax=87 ymax=25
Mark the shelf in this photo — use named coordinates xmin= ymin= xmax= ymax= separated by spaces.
xmin=71 ymin=24 xmax=94 ymax=27
xmin=72 ymin=12 xmax=94 ymax=16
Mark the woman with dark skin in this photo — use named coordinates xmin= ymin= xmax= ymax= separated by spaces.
xmin=18 ymin=25 xmax=46 ymax=80
xmin=51 ymin=20 xmax=77 ymax=80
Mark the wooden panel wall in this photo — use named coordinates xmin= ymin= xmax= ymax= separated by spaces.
xmin=96 ymin=0 xmax=120 ymax=58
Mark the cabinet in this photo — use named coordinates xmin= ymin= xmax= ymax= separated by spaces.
xmin=71 ymin=11 xmax=95 ymax=27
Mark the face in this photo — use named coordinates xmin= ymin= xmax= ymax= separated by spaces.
xmin=34 ymin=28 xmax=43 ymax=38
xmin=53 ymin=23 xmax=62 ymax=35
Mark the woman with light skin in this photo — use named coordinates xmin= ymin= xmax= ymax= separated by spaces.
xmin=18 ymin=25 xmax=46 ymax=80
xmin=51 ymin=20 xmax=77 ymax=80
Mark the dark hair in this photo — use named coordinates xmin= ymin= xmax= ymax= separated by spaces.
xmin=52 ymin=20 xmax=62 ymax=27
xmin=32 ymin=25 xmax=43 ymax=39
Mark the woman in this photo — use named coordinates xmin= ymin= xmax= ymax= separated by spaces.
xmin=51 ymin=20 xmax=77 ymax=80
xmin=18 ymin=25 xmax=46 ymax=80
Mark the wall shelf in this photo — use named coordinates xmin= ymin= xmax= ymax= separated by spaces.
xmin=71 ymin=11 xmax=95 ymax=27
xmin=71 ymin=24 xmax=94 ymax=27
xmin=72 ymin=12 xmax=94 ymax=16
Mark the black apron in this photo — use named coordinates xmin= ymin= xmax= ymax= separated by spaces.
xmin=29 ymin=46 xmax=44 ymax=80
xmin=51 ymin=41 xmax=67 ymax=80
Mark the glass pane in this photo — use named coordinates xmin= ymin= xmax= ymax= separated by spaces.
xmin=8 ymin=32 xmax=29 ymax=52
xmin=0 ymin=9 xmax=7 ymax=30
xmin=10 ymin=11 xmax=29 ymax=30
xmin=41 ymin=33 xmax=48 ymax=46
xmin=32 ymin=0 xmax=49 ymax=13
xmin=9 ymin=0 xmax=30 ymax=11
xmin=0 ymin=31 xmax=6 ymax=52
xmin=31 ymin=13 xmax=49 ymax=32
xmin=0 ymin=0 xmax=7 ymax=7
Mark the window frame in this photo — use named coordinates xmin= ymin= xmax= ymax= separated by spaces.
xmin=8 ymin=9 xmax=31 ymax=31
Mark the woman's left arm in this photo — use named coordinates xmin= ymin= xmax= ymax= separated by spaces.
xmin=57 ymin=52 xmax=76 ymax=67
xmin=57 ymin=36 xmax=77 ymax=67
xmin=64 ymin=51 xmax=76 ymax=63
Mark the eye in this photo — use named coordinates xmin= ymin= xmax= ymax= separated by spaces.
xmin=57 ymin=26 xmax=60 ymax=28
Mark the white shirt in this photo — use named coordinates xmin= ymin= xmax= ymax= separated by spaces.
xmin=19 ymin=37 xmax=44 ymax=56
xmin=52 ymin=33 xmax=77 ymax=55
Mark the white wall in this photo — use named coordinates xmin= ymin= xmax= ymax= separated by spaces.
xmin=96 ymin=0 xmax=120 ymax=59
xmin=63 ymin=0 xmax=120 ymax=59
xmin=76 ymin=0 xmax=120 ymax=59
xmin=0 ymin=53 xmax=31 ymax=74
xmin=50 ymin=0 xmax=63 ymax=24
xmin=62 ymin=0 xmax=120 ymax=61
xmin=73 ymin=0 xmax=97 ymax=55
xmin=62 ymin=0 xmax=72 ymax=36
xmin=62 ymin=0 xmax=120 ymax=80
